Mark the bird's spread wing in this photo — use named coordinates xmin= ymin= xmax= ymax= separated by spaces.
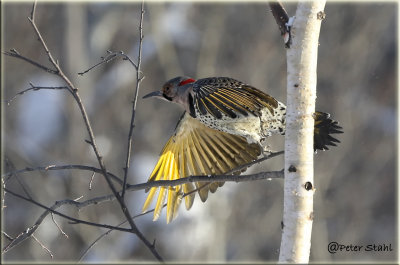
xmin=142 ymin=112 xmax=261 ymax=223
xmin=192 ymin=77 xmax=279 ymax=119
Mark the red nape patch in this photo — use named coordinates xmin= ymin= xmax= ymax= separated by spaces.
xmin=178 ymin=78 xmax=196 ymax=86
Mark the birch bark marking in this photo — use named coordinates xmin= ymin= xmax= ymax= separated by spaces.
xmin=279 ymin=1 xmax=326 ymax=263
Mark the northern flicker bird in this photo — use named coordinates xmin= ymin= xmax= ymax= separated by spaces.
xmin=142 ymin=76 xmax=342 ymax=223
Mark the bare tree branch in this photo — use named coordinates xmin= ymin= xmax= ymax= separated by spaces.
xmin=3 ymin=49 xmax=58 ymax=74
xmin=51 ymin=213 xmax=69 ymax=239
xmin=3 ymin=165 xmax=283 ymax=255
xmin=32 ymin=234 xmax=53 ymax=259
xmin=2 ymin=184 xmax=166 ymax=256
xmin=88 ymin=172 xmax=96 ymax=190
xmin=78 ymin=220 xmax=128 ymax=262
xmin=5 ymin=83 xmax=68 ymax=105
xmin=137 ymin=170 xmax=284 ymax=189
xmin=2 ymin=152 xmax=283 ymax=253
xmin=4 ymin=165 xmax=283 ymax=195
xmin=4 ymin=3 xmax=164 ymax=261
xmin=79 ymin=205 xmax=160 ymax=263
xmin=122 ymin=0 xmax=145 ymax=198
xmin=2 ymin=151 xmax=283 ymax=253
xmin=4 ymin=158 xmax=34 ymax=199
xmin=2 ymin=187 xmax=135 ymax=254
xmin=77 ymin=50 xmax=138 ymax=76
xmin=2 ymin=231 xmax=14 ymax=241
xmin=225 ymin=150 xmax=283 ymax=175
xmin=4 ymin=166 xmax=284 ymax=221
xmin=3 ymin=164 xmax=124 ymax=186
xmin=3 ymin=150 xmax=284 ymax=192
xmin=80 ymin=201 xmax=165 ymax=263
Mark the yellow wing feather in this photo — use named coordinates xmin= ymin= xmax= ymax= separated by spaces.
xmin=153 ymin=151 xmax=172 ymax=220
xmin=143 ymin=112 xmax=261 ymax=223
xmin=179 ymin=138 xmax=196 ymax=211
xmin=142 ymin=146 xmax=170 ymax=211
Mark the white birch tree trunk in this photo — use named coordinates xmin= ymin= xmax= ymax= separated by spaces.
xmin=279 ymin=1 xmax=326 ymax=263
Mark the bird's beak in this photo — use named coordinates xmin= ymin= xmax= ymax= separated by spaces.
xmin=143 ymin=90 xmax=163 ymax=99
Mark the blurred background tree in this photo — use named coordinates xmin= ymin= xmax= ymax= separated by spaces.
xmin=2 ymin=1 xmax=396 ymax=263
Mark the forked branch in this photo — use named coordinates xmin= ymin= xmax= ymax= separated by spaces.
xmin=3 ymin=1 xmax=162 ymax=261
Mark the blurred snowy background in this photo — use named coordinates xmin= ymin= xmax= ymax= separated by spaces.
xmin=2 ymin=1 xmax=397 ymax=263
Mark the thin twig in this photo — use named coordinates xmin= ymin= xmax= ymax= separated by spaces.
xmin=122 ymin=0 xmax=145 ymax=198
xmin=2 ymin=193 xmax=120 ymax=254
xmin=78 ymin=51 xmax=120 ymax=75
xmin=5 ymin=84 xmax=68 ymax=105
xmin=77 ymin=50 xmax=138 ymax=76
xmin=4 ymin=158 xmax=34 ymax=199
xmin=79 ymin=202 xmax=161 ymax=263
xmin=1 ymin=178 xmax=5 ymax=210
xmin=51 ymin=213 xmax=69 ymax=239
xmin=2 ymin=231 xmax=14 ymax=241
xmin=135 ymin=170 xmax=284 ymax=190
xmin=3 ymin=228 xmax=35 ymax=254
xmin=32 ymin=234 xmax=54 ymax=258
xmin=3 ymin=49 xmax=58 ymax=74
xmin=4 ymin=188 xmax=134 ymax=232
xmin=3 ymin=164 xmax=124 ymax=186
xmin=78 ymin=220 xmax=128 ymax=262
xmin=88 ymin=172 xmax=96 ymax=190
xmin=225 ymin=150 xmax=283 ymax=175
xmin=27 ymin=19 xmax=74 ymax=93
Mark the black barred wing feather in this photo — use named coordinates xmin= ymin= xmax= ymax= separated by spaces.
xmin=142 ymin=112 xmax=261 ymax=223
xmin=192 ymin=77 xmax=279 ymax=119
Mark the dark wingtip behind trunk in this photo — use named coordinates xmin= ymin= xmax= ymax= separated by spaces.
xmin=313 ymin=111 xmax=343 ymax=151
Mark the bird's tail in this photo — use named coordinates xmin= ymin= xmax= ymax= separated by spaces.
xmin=313 ymin=111 xmax=343 ymax=151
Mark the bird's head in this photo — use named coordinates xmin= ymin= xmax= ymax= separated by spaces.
xmin=143 ymin=76 xmax=196 ymax=112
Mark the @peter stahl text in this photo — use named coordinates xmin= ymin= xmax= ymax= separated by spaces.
xmin=328 ymin=242 xmax=394 ymax=254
